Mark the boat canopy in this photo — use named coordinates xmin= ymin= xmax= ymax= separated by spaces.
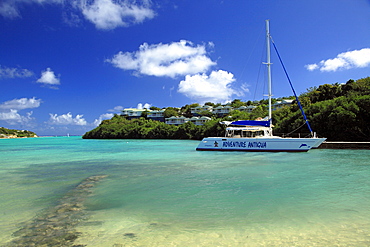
xmin=230 ymin=120 xmax=270 ymax=127
xmin=226 ymin=126 xmax=270 ymax=132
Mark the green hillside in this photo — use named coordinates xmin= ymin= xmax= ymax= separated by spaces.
xmin=83 ymin=77 xmax=370 ymax=142
xmin=0 ymin=127 xmax=38 ymax=138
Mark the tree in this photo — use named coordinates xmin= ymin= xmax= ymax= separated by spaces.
xmin=230 ymin=99 xmax=245 ymax=108
xmin=180 ymin=103 xmax=199 ymax=117
xmin=204 ymin=102 xmax=215 ymax=107
xmin=164 ymin=107 xmax=179 ymax=118
xmin=198 ymin=110 xmax=214 ymax=117
xmin=83 ymin=76 xmax=370 ymax=141
xmin=141 ymin=110 xmax=150 ymax=118
xmin=174 ymin=122 xmax=195 ymax=139
xmin=147 ymin=123 xmax=177 ymax=139
xmin=228 ymin=110 xmax=250 ymax=121
xmin=249 ymin=105 xmax=267 ymax=120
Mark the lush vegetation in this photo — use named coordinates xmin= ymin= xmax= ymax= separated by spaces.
xmin=273 ymin=77 xmax=370 ymax=141
xmin=0 ymin=127 xmax=37 ymax=138
xmin=82 ymin=116 xmax=225 ymax=140
xmin=83 ymin=77 xmax=370 ymax=141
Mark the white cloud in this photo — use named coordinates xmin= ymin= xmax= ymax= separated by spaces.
xmin=0 ymin=65 xmax=34 ymax=79
xmin=306 ymin=48 xmax=370 ymax=72
xmin=48 ymin=112 xmax=87 ymax=126
xmin=0 ymin=97 xmax=40 ymax=125
xmin=0 ymin=109 xmax=34 ymax=125
xmin=37 ymin=68 xmax=60 ymax=87
xmin=0 ymin=1 xmax=21 ymax=19
xmin=108 ymin=105 xmax=124 ymax=112
xmin=0 ymin=109 xmax=22 ymax=122
xmin=62 ymin=11 xmax=83 ymax=27
xmin=0 ymin=0 xmax=155 ymax=30
xmin=107 ymin=40 xmax=216 ymax=78
xmin=305 ymin=63 xmax=319 ymax=71
xmin=137 ymin=103 xmax=151 ymax=109
xmin=81 ymin=0 xmax=155 ymax=30
xmin=0 ymin=0 xmax=64 ymax=19
xmin=93 ymin=113 xmax=114 ymax=126
xmin=0 ymin=97 xmax=41 ymax=111
xmin=178 ymin=70 xmax=237 ymax=103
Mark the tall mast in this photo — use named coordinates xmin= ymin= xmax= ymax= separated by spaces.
xmin=265 ymin=19 xmax=272 ymax=132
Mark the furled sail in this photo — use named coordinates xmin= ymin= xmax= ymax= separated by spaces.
xmin=230 ymin=120 xmax=270 ymax=127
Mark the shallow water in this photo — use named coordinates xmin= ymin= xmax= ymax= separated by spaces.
xmin=1 ymin=137 xmax=369 ymax=246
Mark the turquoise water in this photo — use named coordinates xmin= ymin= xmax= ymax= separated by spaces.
xmin=1 ymin=137 xmax=370 ymax=246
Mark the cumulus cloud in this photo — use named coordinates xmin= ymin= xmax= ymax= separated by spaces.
xmin=0 ymin=0 xmax=155 ymax=30
xmin=37 ymin=68 xmax=60 ymax=87
xmin=48 ymin=112 xmax=87 ymax=126
xmin=93 ymin=113 xmax=114 ymax=126
xmin=0 ymin=65 xmax=34 ymax=79
xmin=108 ymin=105 xmax=124 ymax=112
xmin=0 ymin=109 xmax=21 ymax=121
xmin=81 ymin=0 xmax=155 ymax=30
xmin=306 ymin=48 xmax=370 ymax=72
xmin=0 ymin=97 xmax=41 ymax=111
xmin=0 ymin=109 xmax=34 ymax=125
xmin=0 ymin=109 xmax=35 ymax=126
xmin=107 ymin=40 xmax=216 ymax=78
xmin=178 ymin=70 xmax=237 ymax=103
xmin=305 ymin=64 xmax=319 ymax=71
xmin=137 ymin=103 xmax=151 ymax=109
xmin=0 ymin=97 xmax=40 ymax=125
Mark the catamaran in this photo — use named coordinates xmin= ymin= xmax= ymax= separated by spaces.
xmin=196 ymin=20 xmax=326 ymax=152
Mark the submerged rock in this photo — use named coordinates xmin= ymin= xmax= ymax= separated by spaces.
xmin=7 ymin=175 xmax=107 ymax=247
xmin=123 ymin=233 xmax=137 ymax=238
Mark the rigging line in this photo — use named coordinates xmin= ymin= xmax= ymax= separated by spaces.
xmin=285 ymin=121 xmax=306 ymax=137
xmin=239 ymin=26 xmax=264 ymax=80
xmin=253 ymin=50 xmax=265 ymax=101
xmin=253 ymin=29 xmax=268 ymax=102
xmin=269 ymin=36 xmax=314 ymax=135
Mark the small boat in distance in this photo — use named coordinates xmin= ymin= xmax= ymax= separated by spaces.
xmin=196 ymin=20 xmax=326 ymax=152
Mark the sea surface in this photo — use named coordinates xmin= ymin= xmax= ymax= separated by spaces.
xmin=1 ymin=136 xmax=369 ymax=246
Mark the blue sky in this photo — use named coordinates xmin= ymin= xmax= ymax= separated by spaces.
xmin=1 ymin=0 xmax=369 ymax=135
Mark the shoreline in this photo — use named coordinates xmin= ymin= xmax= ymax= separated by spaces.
xmin=319 ymin=141 xmax=370 ymax=149
xmin=0 ymin=135 xmax=38 ymax=139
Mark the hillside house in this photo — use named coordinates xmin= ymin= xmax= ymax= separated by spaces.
xmin=165 ymin=116 xmax=211 ymax=126
xmin=188 ymin=116 xmax=212 ymax=125
xmin=147 ymin=109 xmax=165 ymax=122
xmin=121 ymin=108 xmax=149 ymax=119
xmin=190 ymin=105 xmax=213 ymax=116
xmin=165 ymin=116 xmax=188 ymax=125
xmin=272 ymin=99 xmax=294 ymax=111
xmin=213 ymin=105 xmax=233 ymax=117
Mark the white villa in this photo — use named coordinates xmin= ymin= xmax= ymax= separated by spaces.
xmin=213 ymin=105 xmax=233 ymax=116
xmin=121 ymin=108 xmax=149 ymax=118
xmin=189 ymin=116 xmax=212 ymax=125
xmin=165 ymin=116 xmax=211 ymax=126
xmin=121 ymin=102 xmax=264 ymax=126
xmin=236 ymin=105 xmax=257 ymax=112
xmin=147 ymin=110 xmax=165 ymax=118
xmin=147 ymin=109 xmax=165 ymax=122
xmin=272 ymin=99 xmax=294 ymax=111
xmin=165 ymin=116 xmax=188 ymax=125
xmin=190 ymin=105 xmax=213 ymax=115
